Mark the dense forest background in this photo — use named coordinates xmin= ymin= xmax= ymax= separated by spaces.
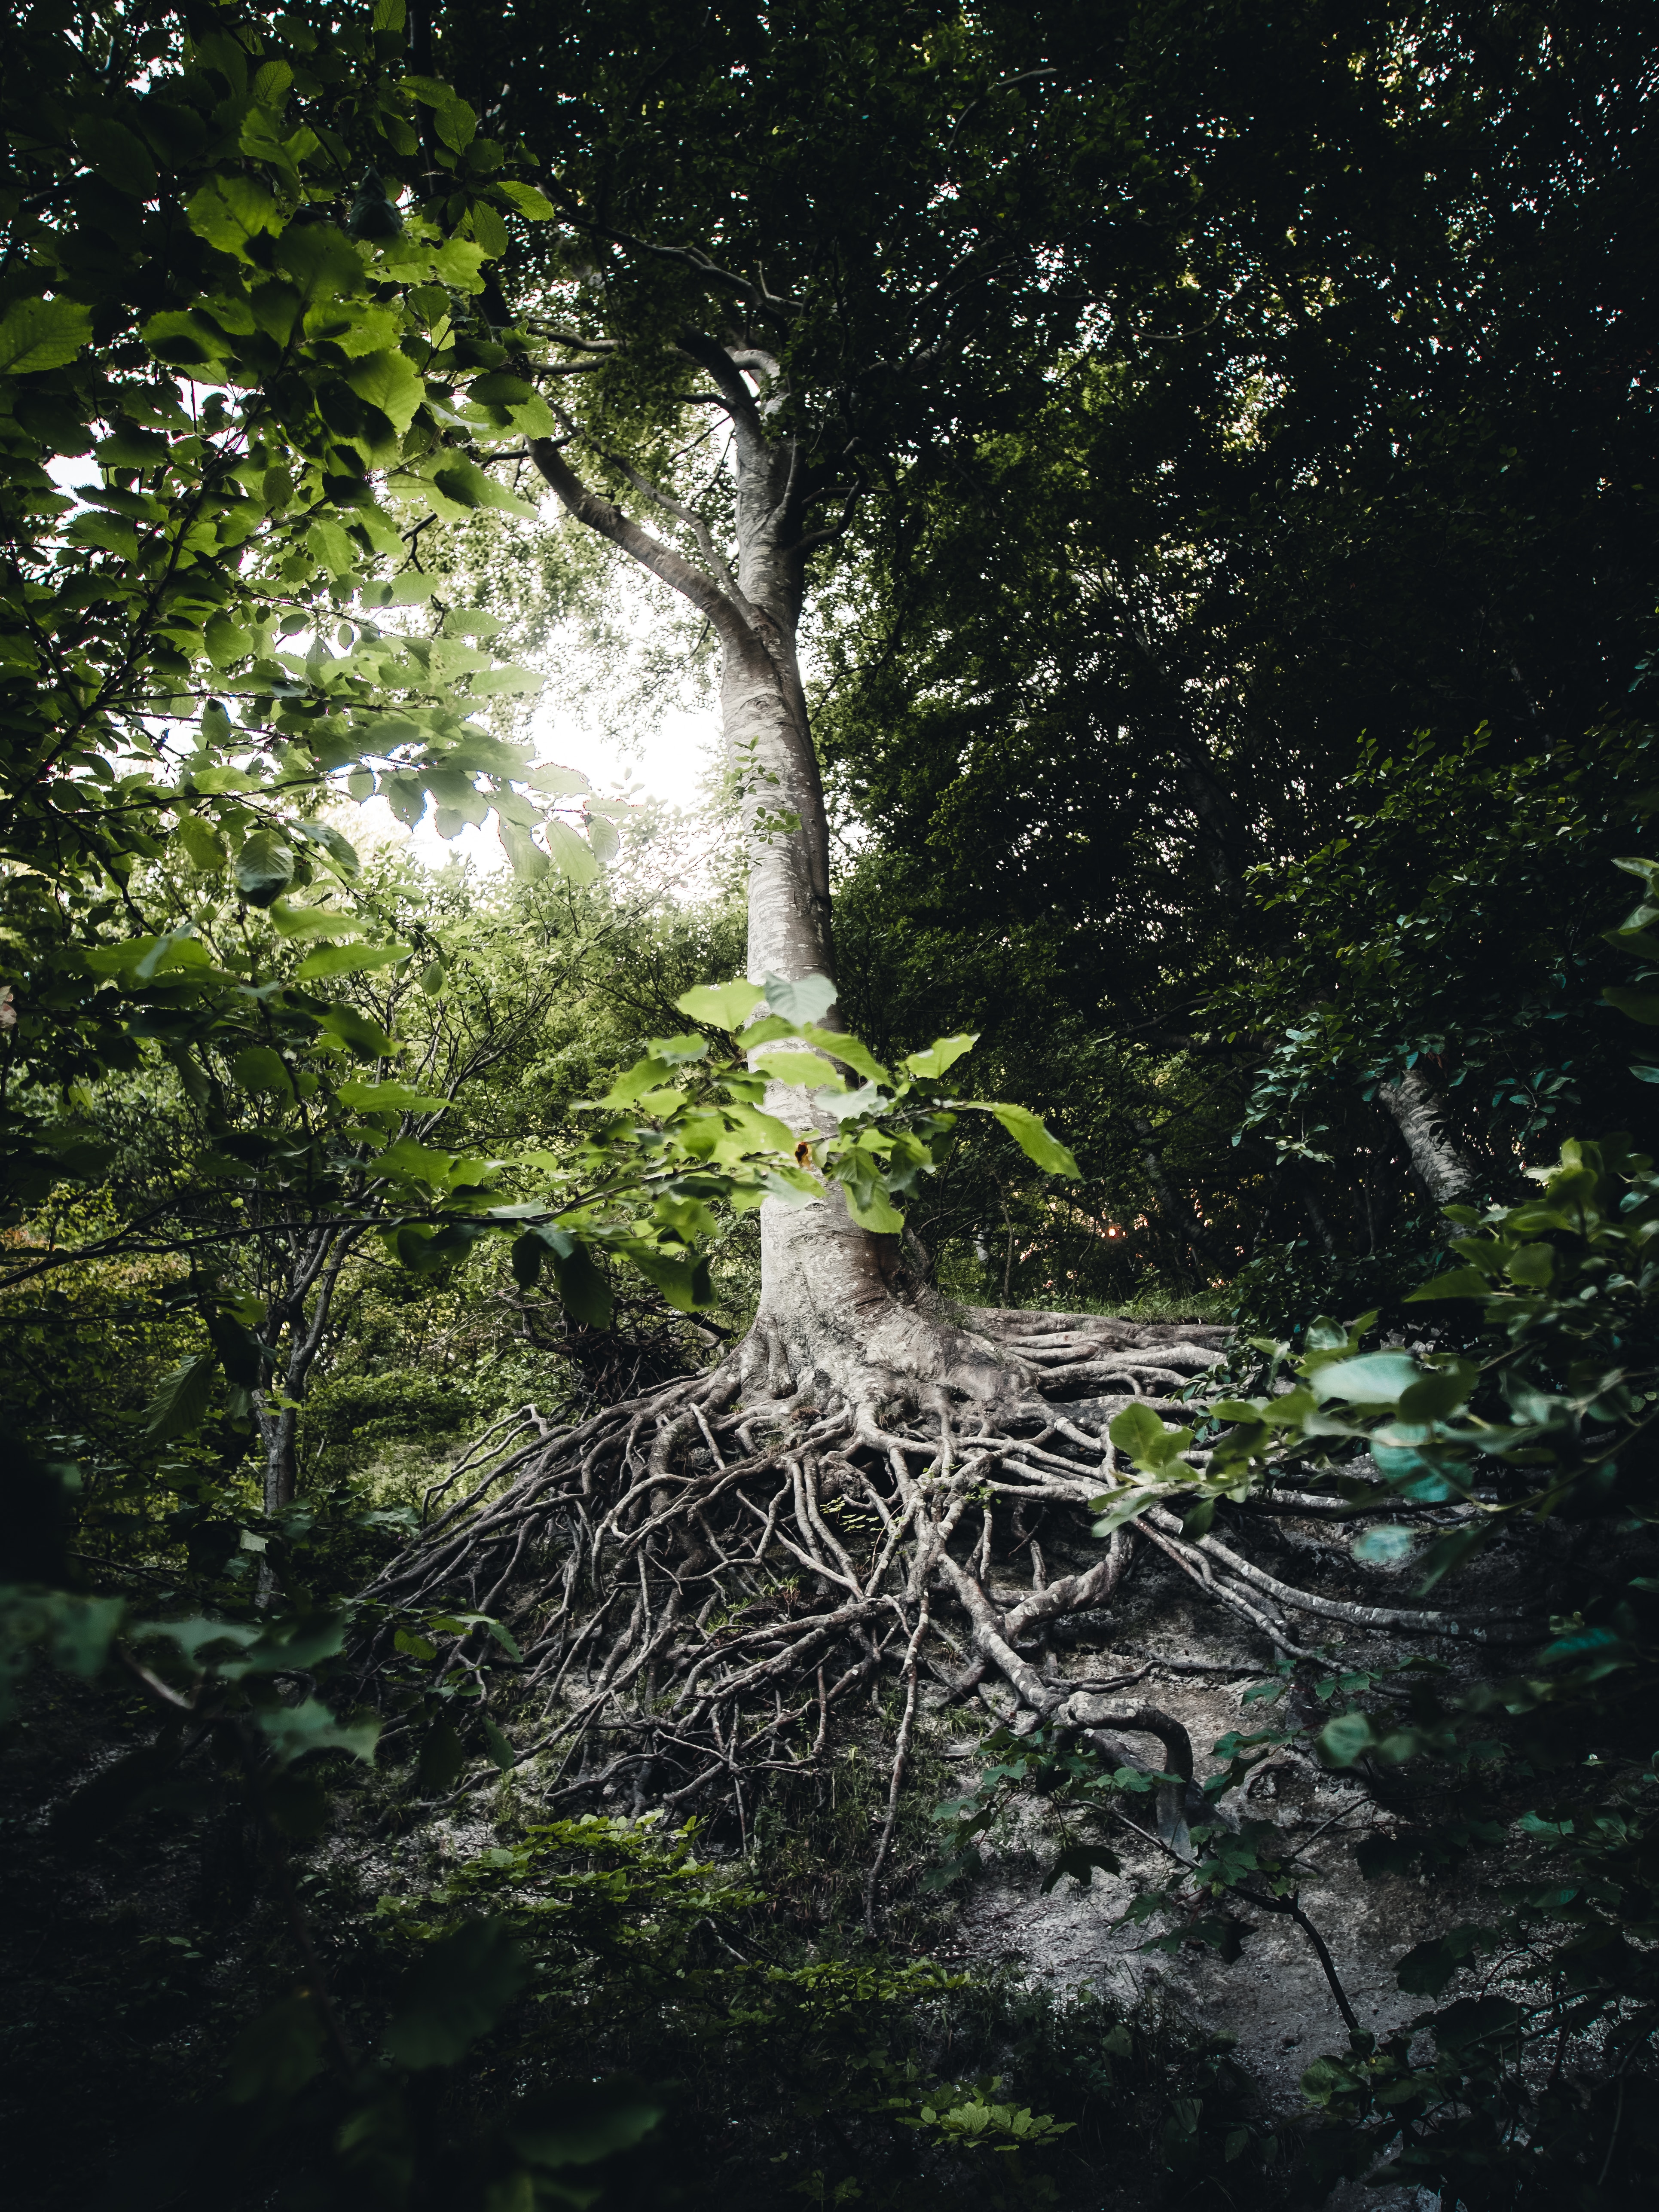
xmin=4 ymin=5 xmax=1659 ymax=2209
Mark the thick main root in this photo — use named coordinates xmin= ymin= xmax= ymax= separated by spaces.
xmin=355 ymin=1305 xmax=1528 ymax=1881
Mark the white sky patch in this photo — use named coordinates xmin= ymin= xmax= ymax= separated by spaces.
xmin=51 ymin=435 xmax=724 ymax=881
xmin=370 ymin=684 xmax=723 ymax=875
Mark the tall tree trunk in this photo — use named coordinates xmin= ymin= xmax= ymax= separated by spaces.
xmin=531 ymin=353 xmax=1011 ymax=1409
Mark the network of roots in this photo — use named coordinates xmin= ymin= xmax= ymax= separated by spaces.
xmin=357 ymin=1307 xmax=1527 ymax=1889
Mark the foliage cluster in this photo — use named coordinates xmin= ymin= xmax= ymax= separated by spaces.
xmin=0 ymin=9 xmax=1091 ymax=2208
xmin=930 ymin=952 xmax=1659 ymax=2205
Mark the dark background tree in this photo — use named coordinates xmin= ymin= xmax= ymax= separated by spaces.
xmin=814 ymin=0 xmax=1659 ymax=1317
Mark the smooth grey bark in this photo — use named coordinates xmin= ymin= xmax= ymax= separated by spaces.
xmin=531 ymin=345 xmax=831 ymax=996
xmin=531 ymin=345 xmax=1011 ymax=1405
xmin=1379 ymin=1064 xmax=1481 ymax=1211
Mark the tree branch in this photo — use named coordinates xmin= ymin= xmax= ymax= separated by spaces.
xmin=676 ymin=329 xmax=767 ymax=454
xmin=527 ymin=437 xmax=758 ymax=663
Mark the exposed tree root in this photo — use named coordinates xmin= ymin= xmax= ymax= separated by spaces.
xmin=354 ymin=1303 xmax=1533 ymax=1901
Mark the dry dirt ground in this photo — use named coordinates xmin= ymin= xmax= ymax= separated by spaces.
xmin=921 ymin=1522 xmax=1524 ymax=2206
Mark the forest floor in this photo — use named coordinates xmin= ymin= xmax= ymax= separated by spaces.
xmin=0 ymin=1289 xmax=1554 ymax=2211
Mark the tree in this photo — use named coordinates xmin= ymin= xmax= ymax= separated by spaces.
xmin=406 ymin=0 xmax=1198 ymax=1407
xmin=11 ymin=15 xmax=1656 ymax=2204
xmin=329 ymin=3 xmax=1561 ymax=1870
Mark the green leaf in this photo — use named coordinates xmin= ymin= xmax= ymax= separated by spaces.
xmin=293 ymin=941 xmax=410 ymax=981
xmin=481 ymin=1717 xmax=516 ymax=1770
xmin=1181 ymin=1495 xmax=1218 ymax=1539
xmin=626 ymin=1248 xmax=711 ymax=1314
xmin=0 ymin=296 xmax=94 ymax=374
xmin=373 ymin=1136 xmax=458 ymax=1185
xmin=311 ymin=303 xmax=403 ymax=358
xmin=300 ymin=821 xmax=362 ymax=879
xmin=1398 ymin=1361 xmax=1478 ymax=1421
xmin=524 ymin=761 xmax=590 ymax=796
xmin=509 ymin=2090 xmax=667 ymax=2170
xmin=1505 ymin=1240 xmax=1554 ymax=1287
xmin=903 ymin=1033 xmax=978 ymax=1080
xmin=1415 ymin=1521 xmax=1494 ymax=1594
xmin=417 ymin=1713 xmax=465 ymax=1793
xmin=495 ymin=180 xmax=556 ymax=220
xmin=374 ymin=573 xmax=435 ymax=605
xmin=86 ymin=120 xmax=158 ymax=196
xmin=542 ymin=1234 xmax=613 ymax=1327
xmin=1314 ymin=1353 xmax=1421 ymax=1406
xmin=1107 ymin=1402 xmax=1192 ymax=1470
xmin=398 ymin=1220 xmax=472 ymax=1272
xmin=497 ymin=816 xmax=550 ymax=882
xmin=593 ymin=1056 xmax=675 ymax=1108
xmin=794 ymin=1025 xmax=891 ymax=1086
xmin=542 ymin=818 xmax=599 ymax=884
xmin=384 ymin=1920 xmax=528 ymax=2069
xmin=837 ymin=1177 xmax=905 ymax=1234
xmin=230 ymin=1045 xmax=294 ymax=1096
xmin=205 ymin=1308 xmax=266 ymax=1390
xmin=336 ymin=1078 xmax=449 ymax=1114
xmin=174 ymin=815 xmax=226 ymax=872
xmin=270 ymin=904 xmax=367 ymax=941
xmin=185 ymin=174 xmax=280 ymax=259
xmin=307 ymin=517 xmax=358 ymax=576
xmin=141 ymin=308 xmax=235 ymax=366
xmin=750 ymin=1045 xmax=844 ymax=1090
xmin=315 ymin=1005 xmax=396 ymax=1058
xmin=271 ymin=222 xmax=365 ymax=304
xmin=1404 ymin=1266 xmax=1498 ymax=1303
xmin=469 ymin=663 xmax=547 ymax=697
xmin=1316 ymin=1711 xmax=1375 ymax=1768
xmin=986 ymin=1103 xmax=1080 ymax=1177
xmin=1040 ymin=1842 xmax=1121 ymax=1894
xmin=466 ymin=373 xmax=537 ymax=410
xmin=431 ymin=1613 xmax=525 ymax=1662
xmin=234 ymin=828 xmax=296 ymax=907
xmin=429 ymin=453 xmax=540 ymax=519
xmin=1395 ymin=1925 xmax=1488 ymax=1996
xmin=677 ymin=978 xmax=766 ymax=1030
xmin=1353 ymin=1526 xmax=1415 ymax=1564
xmin=434 ymin=99 xmax=478 ymax=153
xmin=511 ymin=1230 xmax=547 ymax=1288
xmin=761 ymin=972 xmax=837 ymax=1024
xmin=1604 ymin=985 xmax=1659 ymax=1026
xmin=37 ymin=1592 xmax=126 ymax=1685
xmin=345 ymin=348 xmax=426 ymax=437
xmin=141 ymin=1351 xmax=218 ymax=1443
xmin=257 ymin=1699 xmax=380 ymax=1765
